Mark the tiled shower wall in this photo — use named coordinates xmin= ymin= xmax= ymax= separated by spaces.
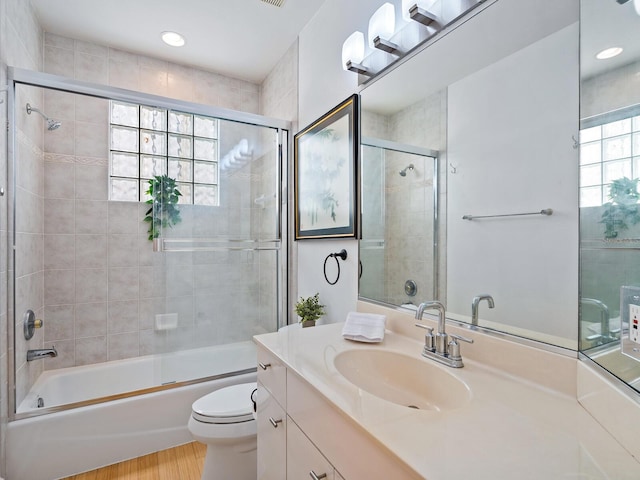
xmin=1 ymin=0 xmax=44 ymax=474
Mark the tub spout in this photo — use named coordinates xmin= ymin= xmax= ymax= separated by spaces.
xmin=27 ymin=346 xmax=57 ymax=362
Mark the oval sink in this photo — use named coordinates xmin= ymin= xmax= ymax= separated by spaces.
xmin=333 ymin=349 xmax=471 ymax=411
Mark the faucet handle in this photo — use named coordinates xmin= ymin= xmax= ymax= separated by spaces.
xmin=448 ymin=334 xmax=473 ymax=364
xmin=449 ymin=333 xmax=473 ymax=344
xmin=415 ymin=323 xmax=435 ymax=352
xmin=414 ymin=323 xmax=434 ymax=333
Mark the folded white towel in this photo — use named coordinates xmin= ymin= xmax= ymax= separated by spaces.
xmin=342 ymin=312 xmax=386 ymax=343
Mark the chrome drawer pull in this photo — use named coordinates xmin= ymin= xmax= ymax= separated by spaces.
xmin=269 ymin=417 xmax=282 ymax=428
xmin=309 ymin=471 xmax=327 ymax=480
xmin=259 ymin=362 xmax=271 ymax=370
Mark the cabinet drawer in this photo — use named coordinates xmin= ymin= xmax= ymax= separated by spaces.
xmin=257 ymin=384 xmax=286 ymax=480
xmin=287 ymin=419 xmax=334 ymax=480
xmin=257 ymin=345 xmax=286 ymax=408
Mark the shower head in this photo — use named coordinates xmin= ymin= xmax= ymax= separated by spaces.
xmin=26 ymin=103 xmax=62 ymax=131
xmin=399 ymin=163 xmax=415 ymax=177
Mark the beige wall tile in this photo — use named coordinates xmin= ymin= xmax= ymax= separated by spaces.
xmin=108 ymin=201 xmax=140 ymax=234
xmin=44 ymin=304 xmax=74 ymax=342
xmin=45 ymin=162 xmax=75 ymax=199
xmin=44 ymin=198 xmax=75 ymax=234
xmin=75 ymin=234 xmax=108 ymax=268
xmin=108 ymin=332 xmax=139 ymax=361
xmin=108 ymin=300 xmax=139 ymax=334
xmin=108 ymin=234 xmax=138 ymax=267
xmin=108 ymin=267 xmax=139 ymax=301
xmin=75 ymin=121 xmax=108 ymax=158
xmin=44 ymin=269 xmax=74 ymax=306
xmin=75 ymin=336 xmax=106 ymax=366
xmin=75 ymin=200 xmax=108 ymax=234
xmin=44 ymin=45 xmax=74 ymax=76
xmin=75 ymin=302 xmax=107 ymax=338
xmin=75 ymin=268 xmax=107 ymax=303
xmin=75 ymin=165 xmax=108 ymax=200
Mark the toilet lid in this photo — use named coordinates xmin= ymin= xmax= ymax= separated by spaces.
xmin=191 ymin=382 xmax=257 ymax=424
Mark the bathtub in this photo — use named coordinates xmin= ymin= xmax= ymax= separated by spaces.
xmin=7 ymin=341 xmax=257 ymax=480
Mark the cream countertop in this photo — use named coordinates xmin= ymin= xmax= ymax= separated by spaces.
xmin=254 ymin=322 xmax=640 ymax=480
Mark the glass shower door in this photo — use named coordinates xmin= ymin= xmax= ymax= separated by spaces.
xmin=153 ymin=118 xmax=283 ymax=385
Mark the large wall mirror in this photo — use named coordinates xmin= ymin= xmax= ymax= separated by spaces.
xmin=359 ymin=0 xmax=580 ymax=349
xmin=579 ymin=0 xmax=640 ymax=394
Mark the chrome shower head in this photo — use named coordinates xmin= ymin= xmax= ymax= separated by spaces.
xmin=26 ymin=103 xmax=62 ymax=131
xmin=399 ymin=163 xmax=415 ymax=177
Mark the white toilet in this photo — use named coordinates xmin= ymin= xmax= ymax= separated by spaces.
xmin=188 ymin=382 xmax=258 ymax=480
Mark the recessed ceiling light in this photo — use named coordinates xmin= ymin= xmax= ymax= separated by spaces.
xmin=161 ymin=31 xmax=186 ymax=47
xmin=596 ymin=47 xmax=623 ymax=60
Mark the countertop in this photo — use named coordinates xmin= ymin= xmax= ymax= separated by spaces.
xmin=254 ymin=322 xmax=640 ymax=480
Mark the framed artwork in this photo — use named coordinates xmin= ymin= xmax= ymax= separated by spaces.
xmin=294 ymin=94 xmax=359 ymax=240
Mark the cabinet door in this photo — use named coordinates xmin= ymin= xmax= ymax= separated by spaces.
xmin=257 ymin=384 xmax=286 ymax=480
xmin=287 ymin=420 xmax=334 ymax=480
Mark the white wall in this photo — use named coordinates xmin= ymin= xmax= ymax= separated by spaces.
xmin=296 ymin=0 xmax=384 ymax=323
xmin=446 ymin=23 xmax=580 ymax=346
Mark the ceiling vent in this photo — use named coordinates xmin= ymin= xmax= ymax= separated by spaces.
xmin=261 ymin=0 xmax=286 ymax=7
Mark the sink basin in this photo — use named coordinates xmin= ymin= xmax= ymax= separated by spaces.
xmin=333 ymin=349 xmax=471 ymax=411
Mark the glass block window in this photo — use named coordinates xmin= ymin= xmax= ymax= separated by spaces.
xmin=579 ymin=117 xmax=640 ymax=207
xmin=109 ymin=101 xmax=219 ymax=205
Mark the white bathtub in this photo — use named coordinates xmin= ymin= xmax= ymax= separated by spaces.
xmin=7 ymin=341 xmax=257 ymax=480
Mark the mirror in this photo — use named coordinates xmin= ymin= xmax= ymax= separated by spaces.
xmin=359 ymin=0 xmax=580 ymax=348
xmin=578 ymin=0 xmax=640 ymax=394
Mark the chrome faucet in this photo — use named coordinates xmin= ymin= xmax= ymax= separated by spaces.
xmin=471 ymin=294 xmax=495 ymax=326
xmin=415 ymin=301 xmax=473 ymax=368
xmin=27 ymin=346 xmax=57 ymax=362
xmin=580 ymin=297 xmax=615 ymax=344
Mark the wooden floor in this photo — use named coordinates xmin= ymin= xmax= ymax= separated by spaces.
xmin=62 ymin=442 xmax=206 ymax=480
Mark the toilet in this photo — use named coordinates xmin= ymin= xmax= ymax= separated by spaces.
xmin=188 ymin=382 xmax=257 ymax=480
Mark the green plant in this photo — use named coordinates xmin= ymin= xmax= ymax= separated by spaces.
xmin=144 ymin=175 xmax=182 ymax=241
xmin=295 ymin=293 xmax=325 ymax=324
xmin=600 ymin=177 xmax=640 ymax=239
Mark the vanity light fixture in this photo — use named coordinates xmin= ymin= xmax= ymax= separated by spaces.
xmin=595 ymin=47 xmax=623 ymax=60
xmin=342 ymin=31 xmax=372 ymax=75
xmin=161 ymin=31 xmax=186 ymax=47
xmin=402 ymin=0 xmax=437 ymax=27
xmin=369 ymin=3 xmax=402 ymax=55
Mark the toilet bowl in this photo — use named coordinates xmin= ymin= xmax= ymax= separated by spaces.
xmin=188 ymin=382 xmax=257 ymax=480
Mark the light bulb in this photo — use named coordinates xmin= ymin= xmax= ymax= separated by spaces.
xmin=341 ymin=31 xmax=365 ymax=70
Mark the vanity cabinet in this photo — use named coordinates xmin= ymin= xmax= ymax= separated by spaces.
xmin=256 ymin=343 xmax=420 ymax=480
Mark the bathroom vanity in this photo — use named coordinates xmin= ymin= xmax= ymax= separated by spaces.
xmin=254 ymin=318 xmax=640 ymax=480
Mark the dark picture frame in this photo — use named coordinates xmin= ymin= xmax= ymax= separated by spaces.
xmin=294 ymin=94 xmax=359 ymax=240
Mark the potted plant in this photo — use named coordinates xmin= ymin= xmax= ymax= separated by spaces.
xmin=600 ymin=177 xmax=640 ymax=239
xmin=144 ymin=175 xmax=182 ymax=241
xmin=295 ymin=293 xmax=325 ymax=328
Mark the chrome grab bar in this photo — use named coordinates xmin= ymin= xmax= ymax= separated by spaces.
xmin=462 ymin=208 xmax=553 ymax=221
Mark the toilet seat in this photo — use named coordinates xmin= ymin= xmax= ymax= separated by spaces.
xmin=191 ymin=382 xmax=257 ymax=424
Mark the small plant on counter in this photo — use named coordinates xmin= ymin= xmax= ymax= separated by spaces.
xmin=295 ymin=293 xmax=325 ymax=327
xmin=144 ymin=175 xmax=182 ymax=241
